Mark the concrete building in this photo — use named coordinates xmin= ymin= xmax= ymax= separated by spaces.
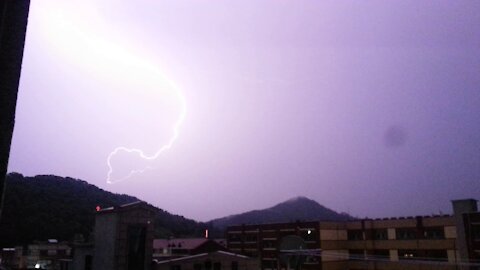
xmin=2 ymin=240 xmax=72 ymax=270
xmin=0 ymin=247 xmax=18 ymax=269
xmin=153 ymin=251 xmax=258 ymax=270
xmin=153 ymin=239 xmax=227 ymax=262
xmin=71 ymin=201 xmax=157 ymax=270
xmin=226 ymin=199 xmax=480 ymax=270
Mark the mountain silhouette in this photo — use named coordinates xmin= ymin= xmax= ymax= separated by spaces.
xmin=209 ymin=196 xmax=354 ymax=229
xmin=0 ymin=173 xmax=206 ymax=247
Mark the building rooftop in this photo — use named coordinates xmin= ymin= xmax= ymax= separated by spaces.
xmin=96 ymin=201 xmax=157 ymax=214
xmin=153 ymin=251 xmax=250 ymax=264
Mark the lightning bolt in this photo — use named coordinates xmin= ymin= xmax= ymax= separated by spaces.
xmin=33 ymin=2 xmax=188 ymax=185
xmin=106 ymin=89 xmax=186 ymax=184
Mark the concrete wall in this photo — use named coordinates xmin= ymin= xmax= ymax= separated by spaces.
xmin=72 ymin=245 xmax=94 ymax=270
xmin=93 ymin=212 xmax=118 ymax=270
xmin=452 ymin=199 xmax=478 ymax=265
xmin=320 ymin=229 xmax=347 ymax=241
xmin=116 ymin=208 xmax=155 ymax=270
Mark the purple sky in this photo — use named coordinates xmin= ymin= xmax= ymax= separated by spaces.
xmin=8 ymin=0 xmax=480 ymax=221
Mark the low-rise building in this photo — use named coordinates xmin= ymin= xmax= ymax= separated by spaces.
xmin=4 ymin=240 xmax=72 ymax=270
xmin=153 ymin=251 xmax=258 ymax=270
xmin=153 ymin=239 xmax=228 ymax=262
xmin=226 ymin=199 xmax=480 ymax=270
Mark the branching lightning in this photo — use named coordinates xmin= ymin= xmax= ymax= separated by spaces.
xmin=106 ymin=90 xmax=186 ymax=184
xmin=34 ymin=2 xmax=187 ymax=185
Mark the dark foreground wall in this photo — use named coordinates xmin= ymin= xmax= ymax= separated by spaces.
xmin=0 ymin=0 xmax=31 ymax=219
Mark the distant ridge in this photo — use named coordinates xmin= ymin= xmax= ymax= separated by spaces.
xmin=0 ymin=173 xmax=206 ymax=247
xmin=209 ymin=196 xmax=354 ymax=229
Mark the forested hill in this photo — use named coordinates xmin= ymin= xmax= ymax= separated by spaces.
xmin=0 ymin=173 xmax=207 ymax=247
xmin=210 ymin=196 xmax=354 ymax=229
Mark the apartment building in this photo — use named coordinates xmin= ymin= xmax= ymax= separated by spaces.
xmin=2 ymin=239 xmax=72 ymax=270
xmin=226 ymin=199 xmax=480 ymax=270
xmin=153 ymin=251 xmax=258 ymax=270
xmin=153 ymin=238 xmax=227 ymax=262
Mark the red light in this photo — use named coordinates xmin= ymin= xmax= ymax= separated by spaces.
xmin=96 ymin=206 xmax=101 ymax=212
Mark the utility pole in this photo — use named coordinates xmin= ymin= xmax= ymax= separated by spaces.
xmin=0 ymin=0 xmax=31 ymax=220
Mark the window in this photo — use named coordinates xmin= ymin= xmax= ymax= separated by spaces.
xmin=228 ymin=234 xmax=241 ymax=242
xmin=472 ymin=224 xmax=480 ymax=241
xmin=304 ymin=256 xmax=319 ymax=264
xmin=424 ymin=227 xmax=445 ymax=239
xmin=396 ymin=228 xmax=416 ymax=240
xmin=84 ymin=255 xmax=92 ymax=270
xmin=347 ymin=230 xmax=364 ymax=240
xmin=40 ymin=250 xmax=48 ymax=256
xmin=398 ymin=250 xmax=418 ymax=260
xmin=245 ymin=234 xmax=257 ymax=242
xmin=243 ymin=251 xmax=258 ymax=257
xmin=263 ymin=240 xmax=276 ymax=249
xmin=372 ymin=249 xmax=389 ymax=260
xmin=423 ymin=250 xmax=447 ymax=261
xmin=373 ymin=229 xmax=388 ymax=240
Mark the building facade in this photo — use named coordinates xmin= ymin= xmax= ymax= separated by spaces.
xmin=153 ymin=238 xmax=227 ymax=262
xmin=1 ymin=240 xmax=72 ymax=270
xmin=153 ymin=251 xmax=258 ymax=270
xmin=71 ymin=201 xmax=157 ymax=270
xmin=226 ymin=199 xmax=480 ymax=270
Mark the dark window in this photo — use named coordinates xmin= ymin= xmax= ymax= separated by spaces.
xmin=422 ymin=250 xmax=447 ymax=261
xmin=213 ymin=262 xmax=221 ymax=270
xmin=263 ymin=240 xmax=276 ymax=248
xmin=245 ymin=234 xmax=257 ymax=242
xmin=205 ymin=260 xmax=212 ymax=270
xmin=127 ymin=225 xmax=146 ymax=270
xmin=372 ymin=249 xmax=389 ymax=260
xmin=472 ymin=224 xmax=480 ymax=240
xmin=40 ymin=250 xmax=48 ymax=256
xmin=60 ymin=260 xmax=69 ymax=270
xmin=262 ymin=260 xmax=277 ymax=269
xmin=231 ymin=261 xmax=238 ymax=270
xmin=347 ymin=230 xmax=364 ymax=240
xmin=396 ymin=228 xmax=416 ymax=240
xmin=58 ymin=249 xmax=66 ymax=256
xmin=84 ymin=255 xmax=92 ymax=270
xmin=373 ymin=229 xmax=388 ymax=240
xmin=398 ymin=250 xmax=418 ymax=260
xmin=172 ymin=248 xmax=189 ymax=255
xmin=170 ymin=265 xmax=181 ymax=270
xmin=304 ymin=256 xmax=319 ymax=264
xmin=424 ymin=227 xmax=445 ymax=239
xmin=279 ymin=231 xmax=295 ymax=239
xmin=194 ymin=264 xmax=202 ymax=270
xmin=228 ymin=234 xmax=241 ymax=242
